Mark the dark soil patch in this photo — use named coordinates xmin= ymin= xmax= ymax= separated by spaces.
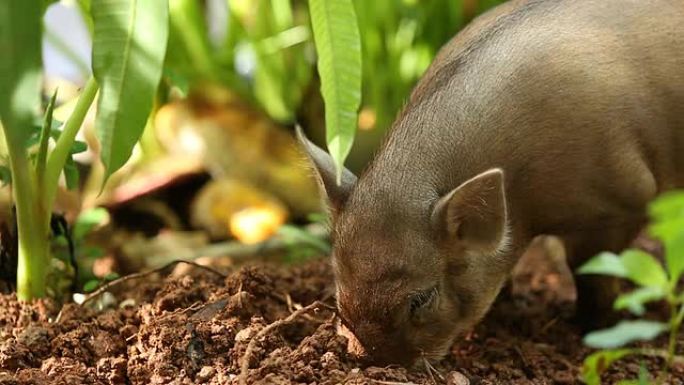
xmin=0 ymin=242 xmax=683 ymax=384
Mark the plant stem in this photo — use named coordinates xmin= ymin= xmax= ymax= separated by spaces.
xmin=656 ymin=295 xmax=684 ymax=384
xmin=667 ymin=302 xmax=684 ymax=370
xmin=43 ymin=77 xmax=98 ymax=220
xmin=10 ymin=78 xmax=97 ymax=300
xmin=4 ymin=128 xmax=48 ymax=300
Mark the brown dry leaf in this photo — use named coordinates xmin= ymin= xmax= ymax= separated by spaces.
xmin=155 ymin=88 xmax=322 ymax=217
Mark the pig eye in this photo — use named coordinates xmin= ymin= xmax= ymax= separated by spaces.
xmin=408 ymin=287 xmax=438 ymax=315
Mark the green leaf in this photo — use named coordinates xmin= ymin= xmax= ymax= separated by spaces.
xmin=73 ymin=207 xmax=110 ymax=241
xmin=81 ymin=246 xmax=105 ymax=259
xmin=83 ymin=279 xmax=100 ymax=293
xmin=91 ymin=0 xmax=169 ymax=182
xmin=637 ymin=363 xmax=650 ymax=385
xmin=163 ymin=67 xmax=189 ymax=98
xmin=69 ymin=140 xmax=88 ymax=155
xmin=583 ymin=320 xmax=667 ymax=349
xmin=620 ymin=249 xmax=668 ymax=288
xmin=614 ymin=286 xmax=666 ymax=316
xmin=578 ymin=250 xmax=667 ymax=289
xmin=577 ymin=252 xmax=628 ymax=278
xmin=647 ymin=192 xmax=684 ymax=282
xmin=649 ymin=217 xmax=684 ymax=245
xmin=0 ymin=165 xmax=11 ymax=186
xmin=0 ymin=0 xmax=43 ymax=146
xmin=663 ymin=231 xmax=684 ymax=283
xmin=582 ymin=349 xmax=635 ymax=385
xmin=63 ymin=157 xmax=79 ymax=190
xmin=167 ymin=0 xmax=215 ymax=80
xmin=278 ymin=224 xmax=331 ymax=254
xmin=308 ymin=0 xmax=362 ymax=184
xmin=36 ymin=89 xmax=59 ymax=178
xmin=648 ymin=191 xmax=684 ymax=224
xmin=306 ymin=212 xmax=328 ymax=225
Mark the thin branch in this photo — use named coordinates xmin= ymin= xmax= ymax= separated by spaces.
xmin=238 ymin=301 xmax=335 ymax=385
xmin=79 ymin=259 xmax=226 ymax=307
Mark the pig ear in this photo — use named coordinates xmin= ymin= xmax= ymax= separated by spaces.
xmin=296 ymin=125 xmax=357 ymax=213
xmin=432 ymin=168 xmax=508 ymax=254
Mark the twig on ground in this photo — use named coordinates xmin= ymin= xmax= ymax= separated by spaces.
xmin=514 ymin=345 xmax=529 ymax=367
xmin=79 ymin=260 xmax=227 ymax=308
xmin=423 ymin=357 xmax=445 ymax=384
xmin=238 ymin=300 xmax=335 ymax=385
xmin=540 ymin=317 xmax=559 ymax=333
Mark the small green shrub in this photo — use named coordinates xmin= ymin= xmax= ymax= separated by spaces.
xmin=578 ymin=191 xmax=684 ymax=384
xmin=1 ymin=0 xmax=168 ymax=300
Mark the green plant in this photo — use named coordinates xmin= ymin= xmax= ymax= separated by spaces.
xmin=0 ymin=0 xmax=168 ymax=300
xmin=577 ymin=191 xmax=684 ymax=384
xmin=52 ymin=207 xmax=110 ymax=291
xmin=165 ymin=0 xmax=314 ymax=122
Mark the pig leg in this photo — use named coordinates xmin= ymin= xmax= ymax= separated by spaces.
xmin=561 ymin=219 xmax=646 ymax=329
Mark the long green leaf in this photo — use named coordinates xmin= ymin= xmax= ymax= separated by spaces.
xmin=0 ymin=1 xmax=42 ymax=145
xmin=308 ymin=0 xmax=362 ymax=184
xmin=91 ymin=0 xmax=169 ymax=182
xmin=36 ymin=89 xmax=59 ymax=183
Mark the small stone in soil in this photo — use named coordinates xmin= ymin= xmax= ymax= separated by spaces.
xmin=447 ymin=371 xmax=470 ymax=385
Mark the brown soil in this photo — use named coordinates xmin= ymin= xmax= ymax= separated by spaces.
xmin=1 ymin=242 xmax=683 ymax=385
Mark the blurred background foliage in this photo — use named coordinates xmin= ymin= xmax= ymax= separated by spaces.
xmin=45 ymin=0 xmax=508 ymax=171
xmin=0 ymin=0 xmax=506 ymax=294
xmin=157 ymin=0 xmax=508 ymax=170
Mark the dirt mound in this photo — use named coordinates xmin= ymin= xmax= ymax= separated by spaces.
xmin=0 ymin=252 xmax=681 ymax=384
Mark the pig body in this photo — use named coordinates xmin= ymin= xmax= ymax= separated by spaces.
xmin=299 ymin=0 xmax=684 ymax=365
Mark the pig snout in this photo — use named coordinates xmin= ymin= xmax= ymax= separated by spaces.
xmin=337 ymin=320 xmax=420 ymax=367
